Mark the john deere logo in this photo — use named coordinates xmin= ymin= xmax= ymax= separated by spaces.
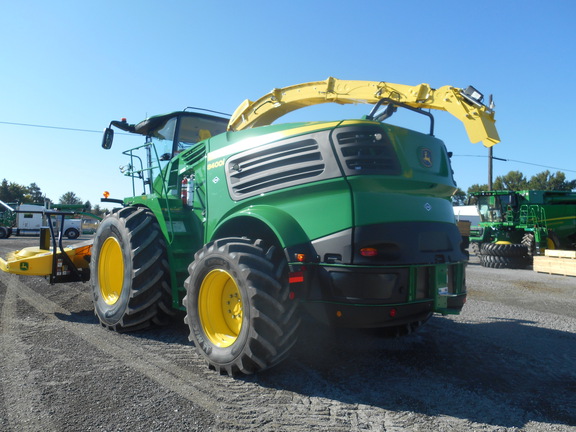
xmin=420 ymin=148 xmax=433 ymax=168
xmin=20 ymin=262 xmax=29 ymax=271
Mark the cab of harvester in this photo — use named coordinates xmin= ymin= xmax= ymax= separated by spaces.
xmin=102 ymin=110 xmax=230 ymax=197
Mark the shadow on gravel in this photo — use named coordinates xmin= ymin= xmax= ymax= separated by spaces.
xmin=54 ymin=310 xmax=97 ymax=325
xmin=54 ymin=311 xmax=192 ymax=345
xmin=129 ymin=321 xmax=191 ymax=345
xmin=247 ymin=316 xmax=576 ymax=430
xmin=48 ymin=288 xmax=575 ymax=429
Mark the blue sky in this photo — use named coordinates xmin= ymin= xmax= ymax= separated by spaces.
xmin=1 ymin=0 xmax=575 ymax=209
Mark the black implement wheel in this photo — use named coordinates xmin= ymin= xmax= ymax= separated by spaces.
xmin=184 ymin=238 xmax=300 ymax=376
xmin=479 ymin=254 xmax=530 ymax=269
xmin=90 ymin=206 xmax=173 ymax=331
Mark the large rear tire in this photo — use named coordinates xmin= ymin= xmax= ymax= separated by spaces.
xmin=479 ymin=254 xmax=529 ymax=269
xmin=90 ymin=206 xmax=173 ymax=331
xmin=184 ymin=238 xmax=300 ymax=375
xmin=547 ymin=230 xmax=560 ymax=250
xmin=480 ymin=243 xmax=527 ymax=258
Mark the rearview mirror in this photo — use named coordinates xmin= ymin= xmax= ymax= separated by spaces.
xmin=102 ymin=127 xmax=114 ymax=149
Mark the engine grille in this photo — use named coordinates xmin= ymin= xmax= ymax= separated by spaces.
xmin=227 ymin=138 xmax=326 ymax=199
xmin=335 ymin=127 xmax=401 ymax=175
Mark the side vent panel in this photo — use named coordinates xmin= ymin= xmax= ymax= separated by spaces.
xmin=227 ymin=137 xmax=326 ymax=199
xmin=181 ymin=144 xmax=206 ymax=166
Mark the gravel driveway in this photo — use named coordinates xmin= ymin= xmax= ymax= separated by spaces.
xmin=1 ymin=237 xmax=575 ymax=431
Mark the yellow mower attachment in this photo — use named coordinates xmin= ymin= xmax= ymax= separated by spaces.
xmin=0 ymin=210 xmax=93 ymax=284
xmin=0 ymin=241 xmax=92 ymax=283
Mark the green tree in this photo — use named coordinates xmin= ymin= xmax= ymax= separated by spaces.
xmin=465 ymin=184 xmax=490 ymax=204
xmin=451 ymin=188 xmax=467 ymax=206
xmin=59 ymin=191 xmax=83 ymax=205
xmin=0 ymin=179 xmax=29 ymax=203
xmin=528 ymin=170 xmax=576 ymax=191
xmin=528 ymin=171 xmax=551 ymax=190
xmin=28 ymin=182 xmax=45 ymax=204
xmin=0 ymin=179 xmax=10 ymax=202
xmin=467 ymin=184 xmax=489 ymax=195
xmin=493 ymin=171 xmax=528 ymax=191
xmin=92 ymin=204 xmax=106 ymax=218
xmin=544 ymin=171 xmax=569 ymax=190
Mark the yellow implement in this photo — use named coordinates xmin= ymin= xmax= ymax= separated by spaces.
xmin=228 ymin=77 xmax=500 ymax=148
xmin=0 ymin=242 xmax=92 ymax=280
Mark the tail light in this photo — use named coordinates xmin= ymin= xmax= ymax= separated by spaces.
xmin=360 ymin=247 xmax=378 ymax=257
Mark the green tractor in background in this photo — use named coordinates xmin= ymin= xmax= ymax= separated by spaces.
xmin=470 ymin=190 xmax=576 ymax=269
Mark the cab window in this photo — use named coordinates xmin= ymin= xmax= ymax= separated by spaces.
xmin=151 ymin=117 xmax=177 ymax=161
xmin=176 ymin=115 xmax=228 ymax=152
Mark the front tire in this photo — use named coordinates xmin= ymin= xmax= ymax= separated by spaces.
xmin=90 ymin=206 xmax=173 ymax=331
xmin=184 ymin=238 xmax=300 ymax=376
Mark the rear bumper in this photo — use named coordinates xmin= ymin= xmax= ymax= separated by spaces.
xmin=291 ymin=261 xmax=467 ymax=328
xmin=302 ymin=299 xmax=434 ymax=328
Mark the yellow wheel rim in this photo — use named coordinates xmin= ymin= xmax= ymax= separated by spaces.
xmin=199 ymin=269 xmax=243 ymax=348
xmin=98 ymin=237 xmax=124 ymax=305
xmin=546 ymin=237 xmax=556 ymax=250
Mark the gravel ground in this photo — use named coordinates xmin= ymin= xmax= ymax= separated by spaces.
xmin=1 ymin=236 xmax=575 ymax=431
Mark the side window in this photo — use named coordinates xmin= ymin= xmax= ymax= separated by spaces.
xmin=151 ymin=117 xmax=177 ymax=161
xmin=150 ymin=117 xmax=178 ymax=181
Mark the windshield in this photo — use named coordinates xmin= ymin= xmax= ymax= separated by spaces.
xmin=150 ymin=114 xmax=228 ymax=175
xmin=177 ymin=115 xmax=227 ymax=151
xmin=149 ymin=113 xmax=228 ymax=156
xmin=477 ymin=194 xmax=515 ymax=222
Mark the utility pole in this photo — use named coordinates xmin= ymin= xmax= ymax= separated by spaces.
xmin=488 ymin=147 xmax=493 ymax=191
xmin=488 ymin=147 xmax=507 ymax=191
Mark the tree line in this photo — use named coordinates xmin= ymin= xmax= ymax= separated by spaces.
xmin=0 ymin=179 xmax=107 ymax=218
xmin=453 ymin=170 xmax=576 ymax=205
